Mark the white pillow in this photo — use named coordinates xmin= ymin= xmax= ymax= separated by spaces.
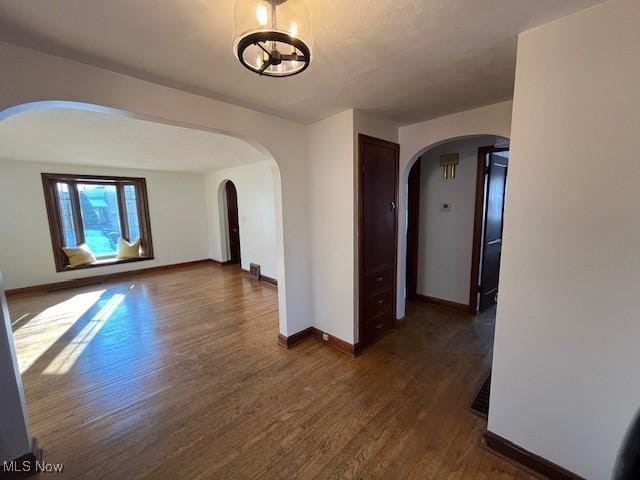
xmin=117 ymin=238 xmax=141 ymax=259
xmin=62 ymin=243 xmax=97 ymax=268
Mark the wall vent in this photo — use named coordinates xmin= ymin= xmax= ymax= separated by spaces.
xmin=249 ymin=263 xmax=261 ymax=280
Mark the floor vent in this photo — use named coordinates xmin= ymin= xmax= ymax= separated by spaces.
xmin=249 ymin=263 xmax=261 ymax=280
xmin=470 ymin=371 xmax=491 ymax=417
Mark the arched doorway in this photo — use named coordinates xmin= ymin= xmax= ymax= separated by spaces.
xmin=403 ymin=135 xmax=510 ymax=314
xmin=212 ymin=165 xmax=279 ymax=282
xmin=0 ymin=102 xmax=291 ymax=473
xmin=224 ymin=180 xmax=241 ymax=265
xmin=0 ymin=96 xmax=310 ymax=341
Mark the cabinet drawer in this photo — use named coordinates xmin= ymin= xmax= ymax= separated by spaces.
xmin=363 ymin=289 xmax=393 ymax=319
xmin=363 ymin=268 xmax=393 ymax=297
xmin=361 ymin=309 xmax=393 ymax=344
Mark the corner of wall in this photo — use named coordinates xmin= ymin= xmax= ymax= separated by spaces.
xmin=305 ymin=110 xmax=357 ymax=343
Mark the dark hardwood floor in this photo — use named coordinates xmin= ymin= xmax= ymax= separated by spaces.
xmin=7 ymin=263 xmax=533 ymax=479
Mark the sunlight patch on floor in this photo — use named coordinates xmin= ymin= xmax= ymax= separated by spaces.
xmin=11 ymin=312 xmax=30 ymax=326
xmin=43 ymin=293 xmax=125 ymax=375
xmin=13 ymin=290 xmax=105 ymax=373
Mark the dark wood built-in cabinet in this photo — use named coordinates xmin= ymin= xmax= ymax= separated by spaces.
xmin=358 ymin=134 xmax=399 ymax=350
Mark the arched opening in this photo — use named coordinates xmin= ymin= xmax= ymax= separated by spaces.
xmin=222 ymin=180 xmax=241 ymax=265
xmin=0 ymin=102 xmax=290 ymax=464
xmin=403 ymin=134 xmax=510 ymax=314
xmin=210 ymin=165 xmax=279 ymax=284
xmin=0 ymin=100 xmax=286 ymax=302
xmin=401 ymin=134 xmax=510 ymax=417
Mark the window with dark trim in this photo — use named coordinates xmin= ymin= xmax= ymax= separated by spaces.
xmin=41 ymin=173 xmax=154 ymax=271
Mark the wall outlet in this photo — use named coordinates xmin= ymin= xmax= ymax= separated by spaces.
xmin=322 ymin=333 xmax=329 ymax=341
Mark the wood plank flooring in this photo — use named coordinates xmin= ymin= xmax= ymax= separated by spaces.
xmin=7 ymin=263 xmax=534 ymax=479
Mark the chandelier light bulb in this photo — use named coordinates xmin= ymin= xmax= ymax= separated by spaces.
xmin=256 ymin=4 xmax=268 ymax=26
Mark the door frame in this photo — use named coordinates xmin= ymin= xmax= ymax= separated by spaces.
xmin=469 ymin=145 xmax=510 ymax=312
xmin=357 ymin=134 xmax=400 ymax=347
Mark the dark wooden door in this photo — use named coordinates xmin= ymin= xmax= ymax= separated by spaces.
xmin=358 ymin=134 xmax=399 ymax=349
xmin=479 ymin=153 xmax=508 ymax=310
xmin=225 ymin=181 xmax=241 ymax=264
xmin=406 ymin=158 xmax=421 ymax=301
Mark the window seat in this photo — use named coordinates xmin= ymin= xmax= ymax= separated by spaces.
xmin=63 ymin=256 xmax=154 ymax=272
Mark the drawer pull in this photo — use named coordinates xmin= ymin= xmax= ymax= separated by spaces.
xmin=376 ymin=299 xmax=384 ymax=305
xmin=375 ymin=323 xmax=384 ymax=329
xmin=375 ymin=276 xmax=384 ymax=283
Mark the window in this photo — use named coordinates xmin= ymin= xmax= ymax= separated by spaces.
xmin=42 ymin=173 xmax=154 ymax=271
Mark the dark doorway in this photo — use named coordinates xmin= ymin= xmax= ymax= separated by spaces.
xmin=358 ymin=134 xmax=399 ymax=350
xmin=470 ymin=146 xmax=509 ymax=311
xmin=225 ymin=181 xmax=241 ymax=264
xmin=406 ymin=158 xmax=421 ymax=301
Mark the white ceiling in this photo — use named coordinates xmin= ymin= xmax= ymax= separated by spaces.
xmin=0 ymin=108 xmax=265 ymax=172
xmin=0 ymin=0 xmax=603 ymax=124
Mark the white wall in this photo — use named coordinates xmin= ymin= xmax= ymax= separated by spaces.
xmin=0 ymin=159 xmax=210 ymax=290
xmin=304 ymin=110 xmax=399 ymax=344
xmin=306 ymin=111 xmax=356 ymax=342
xmin=354 ymin=111 xmax=399 ymax=145
xmin=398 ymin=101 xmax=513 ymax=319
xmin=0 ymin=273 xmax=32 ymax=461
xmin=206 ymin=161 xmax=278 ymax=279
xmin=489 ymin=1 xmax=640 ymax=478
xmin=416 ymin=137 xmax=500 ymax=305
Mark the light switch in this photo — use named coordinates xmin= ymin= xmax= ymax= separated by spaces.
xmin=441 ymin=202 xmax=452 ymax=212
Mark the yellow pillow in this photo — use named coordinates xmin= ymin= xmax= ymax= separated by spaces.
xmin=117 ymin=238 xmax=141 ymax=259
xmin=62 ymin=243 xmax=96 ymax=268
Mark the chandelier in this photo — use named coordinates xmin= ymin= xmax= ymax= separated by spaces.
xmin=233 ymin=0 xmax=312 ymax=77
